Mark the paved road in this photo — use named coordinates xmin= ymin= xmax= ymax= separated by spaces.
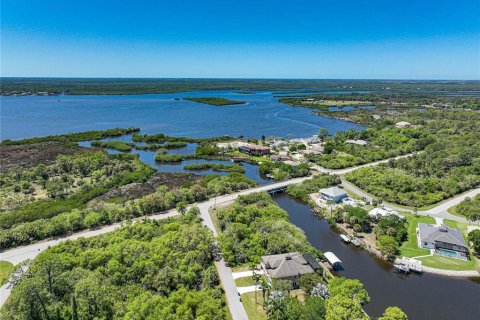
xmin=0 ymin=209 xmax=181 ymax=307
xmin=340 ymin=179 xmax=478 ymax=222
xmin=1 ymin=152 xmax=477 ymax=314
xmin=312 ymin=152 xmax=418 ymax=175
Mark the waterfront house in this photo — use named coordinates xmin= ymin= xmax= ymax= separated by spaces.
xmin=261 ymin=252 xmax=316 ymax=286
xmin=239 ymin=144 xmax=271 ymax=156
xmin=395 ymin=121 xmax=412 ymax=129
xmin=319 ymin=187 xmax=348 ymax=204
xmin=417 ymin=223 xmax=469 ymax=260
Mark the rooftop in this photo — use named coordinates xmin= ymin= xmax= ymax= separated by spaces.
xmin=319 ymin=186 xmax=347 ymax=198
xmin=418 ymin=223 xmax=467 ymax=248
xmin=261 ymin=252 xmax=315 ymax=278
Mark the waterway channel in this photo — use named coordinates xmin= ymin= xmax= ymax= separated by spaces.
xmin=273 ymin=193 xmax=480 ymax=320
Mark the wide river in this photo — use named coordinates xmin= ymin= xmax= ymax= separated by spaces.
xmin=0 ymin=90 xmax=364 ymax=140
xmin=274 ymin=194 xmax=480 ymax=320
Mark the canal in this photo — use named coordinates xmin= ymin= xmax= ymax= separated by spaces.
xmin=273 ymin=193 xmax=480 ymax=320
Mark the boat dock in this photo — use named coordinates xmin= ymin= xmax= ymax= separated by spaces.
xmin=324 ymin=251 xmax=342 ymax=270
xmin=340 ymin=234 xmax=351 ymax=243
xmin=351 ymin=237 xmax=361 ymax=246
xmin=394 ymin=257 xmax=423 ymax=274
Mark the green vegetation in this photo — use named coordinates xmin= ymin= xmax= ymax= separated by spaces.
xmin=468 ymin=230 xmax=480 ymax=257
xmin=1 ymin=127 xmax=139 ymax=145
xmin=0 ymin=172 xmax=256 ymax=249
xmin=235 ymin=276 xmax=256 ymax=287
xmin=217 ymin=192 xmax=321 ymax=266
xmin=0 ymin=260 xmax=14 ymax=285
xmin=0 ymin=152 xmax=154 ymax=228
xmin=241 ymin=292 xmax=267 ymax=320
xmin=184 ymin=163 xmax=245 ymax=173
xmin=184 ymin=97 xmax=246 ymax=106
xmin=374 ymin=215 xmax=408 ymax=258
xmin=1 ymin=214 xmax=228 ymax=319
xmin=132 ymin=132 xmax=232 ymax=144
xmin=448 ymin=194 xmax=480 ymax=222
xmin=154 ymin=153 xmax=183 ymax=162
xmin=379 ymin=307 xmax=408 ymax=320
xmin=3 ymin=78 xmax=478 ymax=95
xmin=418 ymin=255 xmax=476 ymax=271
xmin=398 ymin=214 xmax=435 ymax=257
xmin=259 ymin=161 xmax=310 ymax=181
xmin=286 ymin=174 xmax=341 ymax=202
xmin=280 ymin=91 xmax=480 ymax=111
xmin=307 ymin=127 xmax=432 ymax=169
xmin=344 ymin=110 xmax=480 ymax=207
xmin=91 ymin=140 xmax=133 ymax=152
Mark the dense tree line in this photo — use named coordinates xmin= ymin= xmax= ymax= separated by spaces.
xmin=0 ymin=152 xmax=155 ymax=228
xmin=1 ymin=214 xmax=228 ymax=319
xmin=346 ymin=132 xmax=480 ymax=207
xmin=91 ymin=140 xmax=133 ymax=152
xmin=1 ymin=128 xmax=139 ymax=145
xmin=286 ymin=174 xmax=341 ymax=202
xmin=217 ymin=192 xmax=321 ymax=266
xmin=450 ymin=195 xmax=480 ymax=222
xmin=183 ymin=163 xmax=245 ymax=173
xmin=260 ymin=161 xmax=310 ymax=181
xmin=0 ymin=173 xmax=256 ymax=249
xmin=307 ymin=127 xmax=433 ymax=169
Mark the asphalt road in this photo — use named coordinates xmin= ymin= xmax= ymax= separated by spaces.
xmin=1 ymin=152 xmax=478 ymax=316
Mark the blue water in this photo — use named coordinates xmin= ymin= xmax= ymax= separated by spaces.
xmin=79 ymin=138 xmax=273 ymax=185
xmin=0 ymin=90 xmax=365 ymax=141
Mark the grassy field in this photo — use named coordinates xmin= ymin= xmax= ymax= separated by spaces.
xmin=418 ymin=255 xmax=476 ymax=271
xmin=0 ymin=261 xmax=14 ymax=285
xmin=398 ymin=214 xmax=435 ymax=257
xmin=183 ymin=97 xmax=245 ymax=106
xmin=241 ymin=291 xmax=267 ymax=320
xmin=235 ymin=276 xmax=256 ymax=287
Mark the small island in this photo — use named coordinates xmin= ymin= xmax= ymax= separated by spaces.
xmin=183 ymin=97 xmax=246 ymax=106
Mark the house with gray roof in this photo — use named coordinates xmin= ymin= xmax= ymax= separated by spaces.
xmin=417 ymin=223 xmax=469 ymax=260
xmin=261 ymin=252 xmax=317 ymax=286
xmin=319 ymin=187 xmax=348 ymax=204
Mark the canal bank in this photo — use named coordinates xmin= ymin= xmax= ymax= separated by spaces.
xmin=273 ymin=193 xmax=480 ymax=320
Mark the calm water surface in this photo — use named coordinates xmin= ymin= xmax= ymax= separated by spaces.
xmin=0 ymin=90 xmax=364 ymax=140
xmin=273 ymin=194 xmax=480 ymax=320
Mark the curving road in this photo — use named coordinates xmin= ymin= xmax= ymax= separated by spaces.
xmin=1 ymin=152 xmax=478 ymax=316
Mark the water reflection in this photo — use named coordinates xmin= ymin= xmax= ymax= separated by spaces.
xmin=273 ymin=193 xmax=480 ymax=320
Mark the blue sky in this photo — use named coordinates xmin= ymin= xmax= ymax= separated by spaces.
xmin=1 ymin=0 xmax=479 ymax=79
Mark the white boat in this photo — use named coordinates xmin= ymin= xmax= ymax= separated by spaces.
xmin=340 ymin=234 xmax=351 ymax=243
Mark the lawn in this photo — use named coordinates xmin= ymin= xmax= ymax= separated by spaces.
xmin=0 ymin=260 xmax=14 ymax=285
xmin=418 ymin=255 xmax=476 ymax=271
xmin=398 ymin=214 xmax=435 ymax=258
xmin=235 ymin=276 xmax=256 ymax=287
xmin=241 ymin=291 xmax=267 ymax=320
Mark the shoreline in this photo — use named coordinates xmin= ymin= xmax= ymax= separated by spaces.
xmin=322 ymin=213 xmax=480 ymax=279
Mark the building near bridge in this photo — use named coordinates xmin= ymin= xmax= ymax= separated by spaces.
xmin=417 ymin=223 xmax=469 ymax=260
xmin=319 ymin=187 xmax=348 ymax=204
